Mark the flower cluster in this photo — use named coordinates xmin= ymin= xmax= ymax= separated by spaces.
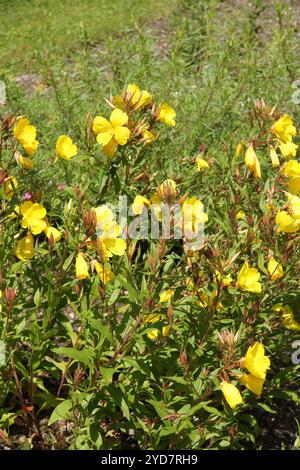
xmin=75 ymin=205 xmax=126 ymax=284
xmin=15 ymin=201 xmax=61 ymax=261
xmin=92 ymin=83 xmax=176 ymax=158
xmin=220 ymin=342 xmax=270 ymax=409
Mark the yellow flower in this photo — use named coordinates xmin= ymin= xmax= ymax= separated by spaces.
xmin=214 ymin=270 xmax=233 ymax=287
xmin=287 ymin=193 xmax=300 ymax=219
xmin=196 ymin=157 xmax=209 ymax=172
xmin=15 ymin=153 xmax=33 ymax=170
xmin=273 ymin=304 xmax=300 ymax=332
xmin=244 ymin=146 xmax=261 ymax=178
xmin=271 ymin=114 xmax=296 ymax=143
xmin=93 ymin=205 xmax=126 ymax=259
xmin=97 ymin=222 xmax=126 ymax=259
xmin=269 ymin=147 xmax=280 ymax=167
xmin=287 ymin=177 xmax=300 ymax=195
xmin=276 ymin=209 xmax=300 ymax=233
xmin=19 ymin=201 xmax=47 ymax=235
xmin=132 ymin=195 xmax=151 ymax=215
xmin=280 ymin=141 xmax=298 ymax=158
xmin=236 ymin=141 xmax=244 ymax=157
xmin=93 ymin=109 xmax=130 ymax=157
xmin=243 ymin=342 xmax=270 ymax=380
xmin=144 ymin=313 xmax=170 ymax=340
xmin=44 ymin=226 xmax=62 ymax=242
xmin=281 ymin=160 xmax=300 ymax=177
xmin=13 ymin=117 xmax=39 ymax=156
xmin=56 ymin=135 xmax=78 ymax=160
xmin=15 ymin=232 xmax=34 ymax=261
xmin=4 ymin=177 xmax=18 ymax=199
xmin=236 ymin=209 xmax=246 ymax=220
xmin=281 ymin=163 xmax=300 ymax=195
xmin=99 ymin=236 xmax=127 ymax=260
xmin=196 ymin=290 xmax=223 ymax=311
xmin=157 ymin=103 xmax=176 ymax=126
xmin=267 ymin=258 xmax=284 ymax=280
xmin=159 ymin=289 xmax=174 ymax=303
xmin=94 ymin=205 xmax=114 ymax=228
xmin=76 ymin=253 xmax=89 ymax=279
xmin=141 ymin=128 xmax=156 ymax=144
xmin=114 ymin=84 xmax=151 ymax=111
xmin=240 ymin=374 xmax=265 ymax=396
xmin=220 ymin=382 xmax=243 ymax=409
xmin=182 ymin=196 xmax=208 ymax=233
xmin=94 ymin=261 xmax=114 ymax=284
xmin=237 ymin=261 xmax=262 ymax=293
xmin=125 ymin=84 xmax=151 ymax=110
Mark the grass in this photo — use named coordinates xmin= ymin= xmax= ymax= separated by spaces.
xmin=0 ymin=0 xmax=178 ymax=73
xmin=1 ymin=0 xmax=300 ymax=450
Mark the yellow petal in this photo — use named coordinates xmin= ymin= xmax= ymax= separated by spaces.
xmin=45 ymin=226 xmax=61 ymax=242
xmin=114 ymin=125 xmax=130 ymax=146
xmin=56 ymin=135 xmax=77 ymax=160
xmin=245 ymin=147 xmax=261 ymax=178
xmin=103 ymin=238 xmax=126 ymax=257
xmin=237 ymin=262 xmax=262 ymax=293
xmin=16 ymin=154 xmax=33 ymax=169
xmin=236 ymin=210 xmax=246 ymax=220
xmin=236 ymin=141 xmax=244 ymax=157
xmin=22 ymin=139 xmax=39 ymax=156
xmin=15 ymin=232 xmax=34 ymax=261
xmin=220 ymin=382 xmax=243 ymax=409
xmin=158 ymin=103 xmax=176 ymax=126
xmin=267 ymin=258 xmax=284 ymax=280
xmin=94 ymin=205 xmax=114 ymax=227
xmin=287 ymin=177 xmax=300 ymax=195
xmin=270 ymin=147 xmax=280 ymax=167
xmin=280 ymin=141 xmax=298 ymax=158
xmin=132 ymin=195 xmax=150 ymax=215
xmin=276 ymin=209 xmax=300 ymax=233
xmin=240 ymin=374 xmax=265 ymax=395
xmin=19 ymin=200 xmax=33 ymax=216
xmin=103 ymin=138 xmax=117 ymax=157
xmin=145 ymin=313 xmax=170 ymax=340
xmin=30 ymin=203 xmax=47 ymax=220
xmin=196 ymin=157 xmax=209 ymax=172
xmin=141 ymin=129 xmax=156 ymax=144
xmin=96 ymin=131 xmax=114 ymax=147
xmin=94 ymin=261 xmax=114 ymax=284
xmin=281 ymin=160 xmax=300 ymax=177
xmin=92 ymin=116 xmax=112 ymax=134
xmin=271 ymin=114 xmax=296 ymax=143
xmin=4 ymin=177 xmax=18 ymax=198
xmin=159 ymin=289 xmax=174 ymax=303
xmin=13 ymin=117 xmax=30 ymax=140
xmin=110 ymin=108 xmax=128 ymax=127
xmin=76 ymin=253 xmax=89 ymax=279
xmin=244 ymin=342 xmax=270 ymax=380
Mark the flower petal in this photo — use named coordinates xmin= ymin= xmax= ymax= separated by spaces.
xmin=110 ymin=108 xmax=128 ymax=127
xmin=114 ymin=125 xmax=130 ymax=146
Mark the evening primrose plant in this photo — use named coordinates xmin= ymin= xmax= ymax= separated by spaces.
xmin=1 ymin=91 xmax=299 ymax=450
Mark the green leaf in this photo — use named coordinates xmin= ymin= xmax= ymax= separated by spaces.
xmin=52 ymin=347 xmax=94 ymax=366
xmin=48 ymin=399 xmax=73 ymax=426
xmin=62 ymin=253 xmax=75 ymax=271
